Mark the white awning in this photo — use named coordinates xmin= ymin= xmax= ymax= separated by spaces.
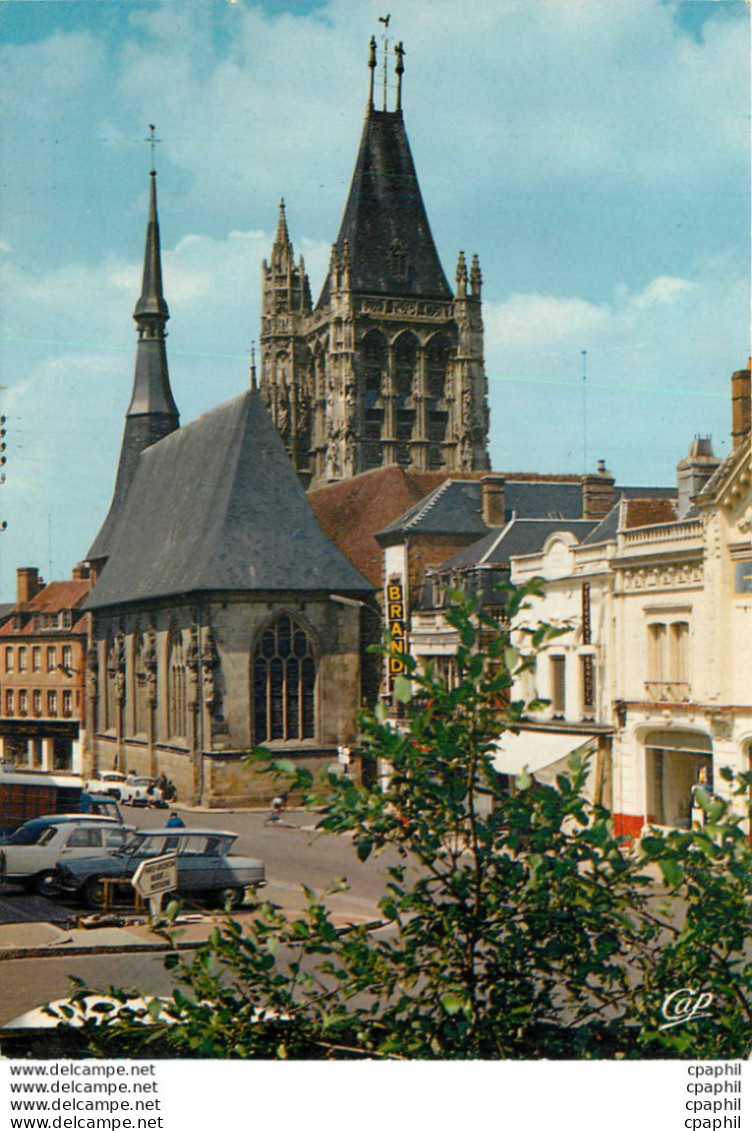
xmin=491 ymin=731 xmax=596 ymax=785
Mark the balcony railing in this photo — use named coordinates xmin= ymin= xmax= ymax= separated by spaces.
xmin=618 ymin=519 xmax=703 ymax=553
xmin=644 ymin=681 xmax=691 ymax=703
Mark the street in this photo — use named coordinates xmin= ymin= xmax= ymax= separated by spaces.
xmin=0 ymin=807 xmax=407 ymax=1027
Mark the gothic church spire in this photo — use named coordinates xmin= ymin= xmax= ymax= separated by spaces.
xmin=87 ymin=167 xmax=179 ymax=566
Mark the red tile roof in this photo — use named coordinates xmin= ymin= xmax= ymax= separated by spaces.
xmin=308 ymin=466 xmax=479 ymax=586
xmin=622 ymin=498 xmax=678 ymax=529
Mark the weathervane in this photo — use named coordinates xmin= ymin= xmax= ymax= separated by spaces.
xmin=145 ymin=124 xmax=161 ymax=173
xmin=379 ymin=14 xmax=391 ymax=110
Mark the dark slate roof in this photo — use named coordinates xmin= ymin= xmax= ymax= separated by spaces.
xmin=377 ymin=478 xmax=488 ymax=539
xmin=505 ymin=480 xmax=583 ymax=519
xmin=582 ymin=497 xmax=679 ymax=546
xmin=581 ymin=504 xmax=621 ymax=545
xmin=439 ymin=520 xmax=598 ymax=571
xmin=85 ymin=390 xmax=372 ymax=610
xmin=617 ymin=485 xmax=677 ymax=500
xmin=377 ymin=477 xmax=588 ymax=539
xmin=317 ymin=109 xmax=452 ymax=307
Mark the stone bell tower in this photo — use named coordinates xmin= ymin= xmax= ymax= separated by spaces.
xmin=260 ymin=36 xmax=490 ymax=488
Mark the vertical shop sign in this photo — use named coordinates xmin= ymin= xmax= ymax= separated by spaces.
xmin=386 ymin=578 xmax=407 ymax=688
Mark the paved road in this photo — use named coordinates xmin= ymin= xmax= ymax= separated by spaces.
xmin=0 ymin=807 xmax=409 ymax=1028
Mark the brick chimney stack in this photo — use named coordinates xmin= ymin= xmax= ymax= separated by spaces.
xmin=581 ymin=461 xmax=616 ymax=520
xmin=16 ymin=567 xmax=43 ymax=607
xmin=481 ymin=475 xmax=506 ymax=527
xmin=731 ymin=361 xmax=751 ymax=450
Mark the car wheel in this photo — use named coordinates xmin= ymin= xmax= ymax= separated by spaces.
xmin=215 ymin=886 xmax=245 ymax=910
xmin=83 ymin=877 xmax=108 ymax=909
xmin=33 ymin=870 xmax=60 ymax=898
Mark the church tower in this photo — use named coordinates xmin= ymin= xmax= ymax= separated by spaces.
xmin=260 ymin=37 xmax=490 ymax=488
xmin=88 ymin=165 xmax=180 ymax=567
xmin=259 ymin=200 xmax=313 ymax=484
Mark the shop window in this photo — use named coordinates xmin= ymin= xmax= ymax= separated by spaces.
xmin=252 ymin=615 xmax=316 ymax=744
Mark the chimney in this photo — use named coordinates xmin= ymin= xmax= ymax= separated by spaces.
xmin=481 ymin=475 xmax=506 ymax=527
xmin=581 ymin=461 xmax=615 ymax=520
xmin=16 ymin=567 xmax=42 ymax=608
xmin=731 ymin=361 xmax=751 ymax=449
xmin=677 ymin=436 xmax=721 ymax=517
xmin=71 ymin=562 xmax=91 ymax=582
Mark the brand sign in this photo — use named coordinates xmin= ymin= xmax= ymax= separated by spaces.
xmin=386 ymin=578 xmax=407 ymax=685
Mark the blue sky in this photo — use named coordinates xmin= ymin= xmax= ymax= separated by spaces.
xmin=0 ymin=0 xmax=749 ymax=600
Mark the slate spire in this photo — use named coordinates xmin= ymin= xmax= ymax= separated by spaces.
xmin=87 ymin=168 xmax=179 ymax=565
xmin=316 ymin=38 xmax=452 ymax=307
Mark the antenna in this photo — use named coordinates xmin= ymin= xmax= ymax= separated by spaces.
xmin=581 ymin=349 xmax=588 ymax=474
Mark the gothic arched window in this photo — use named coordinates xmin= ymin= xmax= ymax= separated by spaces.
xmin=393 ymin=332 xmax=418 ymax=399
xmin=362 ymin=331 xmax=387 ymax=469
xmin=426 ymin=334 xmax=451 ymax=400
xmin=167 ymin=626 xmax=187 ymax=741
xmin=425 ymin=334 xmax=452 ymax=468
xmin=252 ymin=615 xmax=317 ymax=744
xmin=392 ymin=333 xmax=418 ymax=461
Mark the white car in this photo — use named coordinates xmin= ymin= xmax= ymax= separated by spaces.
xmin=0 ymin=814 xmax=135 ymax=896
xmin=86 ymin=772 xmax=164 ymax=807
xmin=85 ymin=771 xmax=127 ymax=799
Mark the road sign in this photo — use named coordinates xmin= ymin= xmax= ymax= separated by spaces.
xmin=132 ymin=853 xmax=178 ymax=900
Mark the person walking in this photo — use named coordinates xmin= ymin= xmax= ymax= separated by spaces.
xmin=166 ymin=811 xmax=185 ymax=828
xmin=266 ymin=792 xmax=287 ymax=825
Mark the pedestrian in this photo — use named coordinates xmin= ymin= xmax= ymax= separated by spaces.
xmin=166 ymin=810 xmax=185 ymax=828
xmin=266 ymin=792 xmax=287 ymax=824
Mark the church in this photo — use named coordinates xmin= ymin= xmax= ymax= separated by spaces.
xmin=81 ymin=38 xmax=492 ymax=806
xmin=258 ymin=36 xmax=490 ymax=487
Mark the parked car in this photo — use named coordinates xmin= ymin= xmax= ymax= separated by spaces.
xmin=85 ymin=771 xmax=127 ymax=800
xmin=55 ymin=827 xmax=265 ymax=910
xmin=0 ymin=815 xmax=135 ymax=896
xmin=85 ymin=772 xmax=164 ymax=807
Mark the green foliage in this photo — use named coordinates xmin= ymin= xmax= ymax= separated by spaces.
xmin=64 ymin=582 xmax=752 ymax=1060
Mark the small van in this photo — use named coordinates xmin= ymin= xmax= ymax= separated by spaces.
xmin=0 ymin=815 xmax=135 ymax=897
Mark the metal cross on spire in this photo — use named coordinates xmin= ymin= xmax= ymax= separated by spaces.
xmin=145 ymin=124 xmax=161 ymax=173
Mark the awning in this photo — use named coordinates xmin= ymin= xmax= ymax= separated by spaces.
xmin=491 ymin=731 xmax=596 ymax=785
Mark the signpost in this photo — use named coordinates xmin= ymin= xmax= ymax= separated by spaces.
xmin=132 ymin=852 xmax=178 ymax=918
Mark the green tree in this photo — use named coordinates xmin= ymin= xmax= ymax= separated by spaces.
xmin=58 ymin=582 xmax=752 ymax=1059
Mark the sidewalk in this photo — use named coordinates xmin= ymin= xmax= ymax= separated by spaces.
xmin=0 ymin=912 xmax=219 ymax=960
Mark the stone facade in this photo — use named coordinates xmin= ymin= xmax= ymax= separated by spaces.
xmin=86 ymin=594 xmax=363 ymax=806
